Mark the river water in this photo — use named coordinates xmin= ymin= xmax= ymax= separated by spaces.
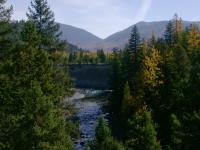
xmin=67 ymin=89 xmax=108 ymax=150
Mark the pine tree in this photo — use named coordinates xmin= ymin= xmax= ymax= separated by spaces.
xmin=142 ymin=38 xmax=148 ymax=56
xmin=171 ymin=44 xmax=191 ymax=112
xmin=137 ymin=38 xmax=148 ymax=68
xmin=110 ymin=50 xmax=123 ymax=108
xmin=128 ymin=25 xmax=140 ymax=66
xmin=150 ymin=31 xmax=156 ymax=48
xmin=0 ymin=21 xmax=72 ymax=149
xmin=0 ymin=0 xmax=12 ymax=20
xmin=91 ymin=118 xmax=124 ymax=150
xmin=109 ymin=50 xmax=125 ymax=139
xmin=27 ymin=0 xmax=65 ymax=51
xmin=164 ymin=21 xmax=174 ymax=47
xmin=97 ymin=49 xmax=106 ymax=63
xmin=158 ymin=42 xmax=191 ymax=148
xmin=0 ymin=0 xmax=12 ymax=59
xmin=169 ymin=114 xmax=183 ymax=150
xmin=126 ymin=111 xmax=162 ymax=150
xmin=124 ymin=25 xmax=141 ymax=95
xmin=182 ymin=111 xmax=200 ymax=149
xmin=189 ymin=36 xmax=200 ymax=111
xmin=122 ymin=81 xmax=132 ymax=110
xmin=134 ymin=39 xmax=148 ymax=100
xmin=128 ymin=25 xmax=141 ymax=61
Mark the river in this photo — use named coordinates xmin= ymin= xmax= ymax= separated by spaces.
xmin=67 ymin=89 xmax=109 ymax=150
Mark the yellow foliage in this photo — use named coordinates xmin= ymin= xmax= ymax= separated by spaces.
xmin=188 ymin=24 xmax=200 ymax=55
xmin=142 ymin=47 xmax=164 ymax=88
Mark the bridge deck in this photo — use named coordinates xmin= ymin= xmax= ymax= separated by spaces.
xmin=68 ymin=64 xmax=112 ymax=90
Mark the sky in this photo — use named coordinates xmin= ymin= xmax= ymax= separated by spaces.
xmin=6 ymin=0 xmax=200 ymax=39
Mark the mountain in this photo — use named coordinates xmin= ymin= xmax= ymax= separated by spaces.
xmin=59 ymin=21 xmax=200 ymax=50
xmin=59 ymin=23 xmax=102 ymax=50
xmin=102 ymin=21 xmax=200 ymax=50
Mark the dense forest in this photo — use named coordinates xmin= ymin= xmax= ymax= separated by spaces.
xmin=1 ymin=0 xmax=200 ymax=150
xmin=58 ymin=49 xmax=112 ymax=65
xmin=91 ymin=15 xmax=200 ymax=150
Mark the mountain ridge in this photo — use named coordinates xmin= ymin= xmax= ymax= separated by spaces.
xmin=59 ymin=23 xmax=102 ymax=49
xmin=59 ymin=21 xmax=200 ymax=50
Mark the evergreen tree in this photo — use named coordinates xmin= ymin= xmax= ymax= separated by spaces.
xmin=91 ymin=118 xmax=124 ymax=150
xmin=189 ymin=36 xmax=200 ymax=111
xmin=120 ymin=81 xmax=133 ymax=138
xmin=159 ymin=44 xmax=190 ymax=146
xmin=126 ymin=111 xmax=162 ymax=150
xmin=164 ymin=21 xmax=174 ymax=47
xmin=169 ymin=114 xmax=183 ymax=150
xmin=27 ymin=0 xmax=65 ymax=51
xmin=109 ymin=50 xmax=125 ymax=138
xmin=68 ymin=52 xmax=74 ymax=63
xmin=110 ymin=50 xmax=123 ymax=111
xmin=128 ymin=25 xmax=140 ymax=66
xmin=170 ymin=44 xmax=191 ymax=113
xmin=0 ymin=0 xmax=12 ymax=21
xmin=125 ymin=25 xmax=141 ymax=95
xmin=0 ymin=21 xmax=72 ymax=150
xmin=122 ymin=81 xmax=132 ymax=111
xmin=137 ymin=38 xmax=148 ymax=68
xmin=135 ymin=39 xmax=148 ymax=99
xmin=150 ymin=31 xmax=156 ymax=48
xmin=0 ymin=0 xmax=12 ymax=59
xmin=182 ymin=111 xmax=200 ymax=149
xmin=97 ymin=49 xmax=106 ymax=63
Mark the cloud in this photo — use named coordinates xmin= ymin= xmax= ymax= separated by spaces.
xmin=59 ymin=0 xmax=106 ymax=9
xmin=55 ymin=0 xmax=153 ymax=38
xmin=134 ymin=0 xmax=152 ymax=22
xmin=191 ymin=16 xmax=200 ymax=21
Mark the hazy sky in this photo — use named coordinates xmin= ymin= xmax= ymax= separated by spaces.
xmin=6 ymin=0 xmax=200 ymax=38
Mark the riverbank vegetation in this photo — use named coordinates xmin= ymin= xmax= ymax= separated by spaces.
xmin=109 ymin=14 xmax=200 ymax=150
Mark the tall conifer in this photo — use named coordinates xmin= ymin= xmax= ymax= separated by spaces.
xmin=27 ymin=0 xmax=65 ymax=51
xmin=0 ymin=0 xmax=12 ymax=59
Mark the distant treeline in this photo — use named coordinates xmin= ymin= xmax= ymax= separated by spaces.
xmin=11 ymin=20 xmax=113 ymax=65
xmin=51 ymin=49 xmax=113 ymax=65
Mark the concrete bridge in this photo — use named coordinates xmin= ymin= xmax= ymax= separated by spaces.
xmin=68 ymin=64 xmax=112 ymax=90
